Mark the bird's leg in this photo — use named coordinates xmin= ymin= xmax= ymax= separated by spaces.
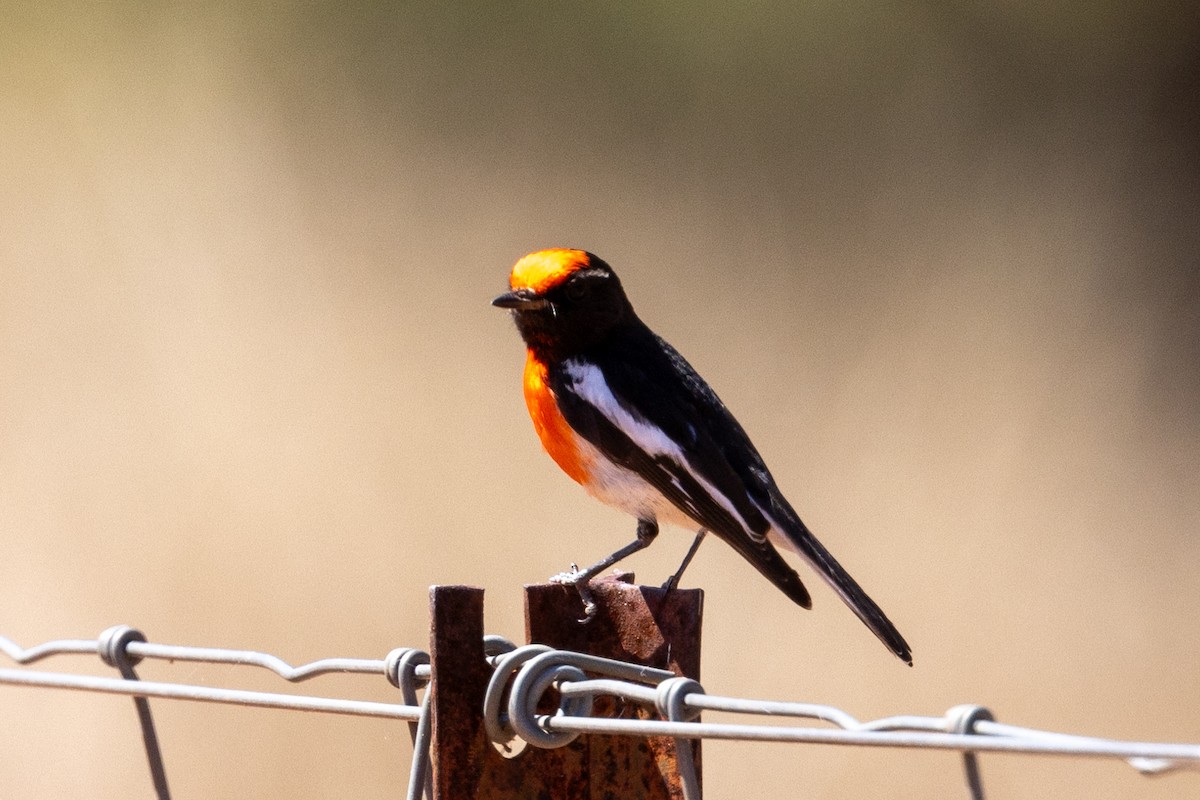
xmin=551 ymin=518 xmax=659 ymax=622
xmin=662 ymin=529 xmax=708 ymax=593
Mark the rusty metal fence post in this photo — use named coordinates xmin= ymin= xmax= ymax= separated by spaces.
xmin=429 ymin=575 xmax=703 ymax=799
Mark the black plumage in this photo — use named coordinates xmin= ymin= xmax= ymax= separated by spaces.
xmin=496 ymin=250 xmax=912 ymax=664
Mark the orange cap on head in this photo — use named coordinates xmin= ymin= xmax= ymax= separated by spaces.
xmin=510 ymin=249 xmax=591 ymax=294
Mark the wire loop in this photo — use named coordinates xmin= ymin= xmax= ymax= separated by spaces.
xmin=947 ymin=704 xmax=995 ymax=800
xmin=483 ymin=634 xmax=518 ymax=659
xmin=948 ymin=704 xmax=996 ymax=735
xmin=656 ymin=676 xmax=705 ymax=800
xmin=385 ymin=648 xmax=431 ymax=692
xmin=483 ymin=644 xmax=554 ymax=746
xmin=99 ymin=625 xmax=147 ymax=670
xmin=656 ymin=676 xmax=704 ymax=723
xmin=510 ymin=662 xmax=591 ymax=748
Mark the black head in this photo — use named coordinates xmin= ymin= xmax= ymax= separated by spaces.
xmin=492 ymin=249 xmax=635 ymax=360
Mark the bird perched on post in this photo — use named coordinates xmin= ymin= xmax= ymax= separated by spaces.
xmin=493 ymin=248 xmax=912 ymax=664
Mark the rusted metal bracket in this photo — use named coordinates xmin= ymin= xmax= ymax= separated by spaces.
xmin=429 ymin=574 xmax=703 ymax=799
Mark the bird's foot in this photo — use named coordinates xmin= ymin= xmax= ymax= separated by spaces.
xmin=548 ymin=563 xmax=581 ymax=584
xmin=548 ymin=565 xmax=599 ymax=623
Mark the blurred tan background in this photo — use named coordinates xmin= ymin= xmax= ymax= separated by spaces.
xmin=2 ymin=2 xmax=1198 ymax=797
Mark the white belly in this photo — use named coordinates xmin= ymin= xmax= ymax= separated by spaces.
xmin=574 ymin=434 xmax=702 ymax=532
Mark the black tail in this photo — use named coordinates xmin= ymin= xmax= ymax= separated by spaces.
xmin=718 ymin=529 xmax=814 ymax=610
xmin=779 ymin=520 xmax=913 ymax=665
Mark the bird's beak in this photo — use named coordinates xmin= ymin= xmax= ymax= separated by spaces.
xmin=492 ymin=289 xmax=550 ymax=311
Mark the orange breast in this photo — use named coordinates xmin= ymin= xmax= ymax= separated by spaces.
xmin=523 ymin=350 xmax=590 ymax=485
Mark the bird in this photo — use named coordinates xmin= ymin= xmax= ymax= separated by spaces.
xmin=493 ymin=248 xmax=912 ymax=664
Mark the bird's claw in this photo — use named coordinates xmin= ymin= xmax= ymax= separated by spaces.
xmin=548 ymin=567 xmax=580 ymax=585
xmin=549 ymin=566 xmax=599 ymax=623
xmin=576 ymin=593 xmax=598 ymax=624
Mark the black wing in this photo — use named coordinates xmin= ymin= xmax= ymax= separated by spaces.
xmin=565 ymin=322 xmax=913 ymax=665
xmin=548 ymin=329 xmax=813 ymax=609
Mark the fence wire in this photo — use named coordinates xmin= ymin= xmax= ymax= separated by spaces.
xmin=3 ymin=627 xmax=1198 ymax=800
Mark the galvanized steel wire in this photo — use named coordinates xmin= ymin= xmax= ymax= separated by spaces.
xmin=3 ymin=628 xmax=1198 ymax=800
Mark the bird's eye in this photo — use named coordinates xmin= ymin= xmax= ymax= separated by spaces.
xmin=565 ymin=277 xmax=589 ymax=301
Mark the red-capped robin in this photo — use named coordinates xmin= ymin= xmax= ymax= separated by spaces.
xmin=493 ymin=248 xmax=911 ymax=664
